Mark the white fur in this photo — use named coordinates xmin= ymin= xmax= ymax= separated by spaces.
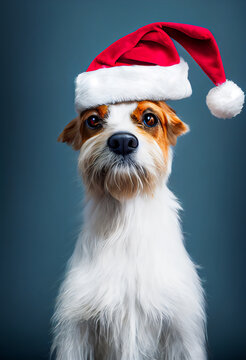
xmin=52 ymin=103 xmax=206 ymax=360
xmin=75 ymin=59 xmax=192 ymax=112
xmin=206 ymin=80 xmax=245 ymax=119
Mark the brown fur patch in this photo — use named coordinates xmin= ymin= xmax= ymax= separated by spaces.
xmin=131 ymin=100 xmax=188 ymax=157
xmin=57 ymin=117 xmax=82 ymax=150
xmin=58 ymin=105 xmax=108 ymax=150
xmin=156 ymin=101 xmax=188 ymax=146
xmin=96 ymin=105 xmax=108 ymax=119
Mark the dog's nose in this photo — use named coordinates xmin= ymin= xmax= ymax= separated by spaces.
xmin=107 ymin=132 xmax=139 ymax=156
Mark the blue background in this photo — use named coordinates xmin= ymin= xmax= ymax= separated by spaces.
xmin=1 ymin=0 xmax=246 ymax=359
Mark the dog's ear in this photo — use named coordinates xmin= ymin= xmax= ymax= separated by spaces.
xmin=166 ymin=109 xmax=189 ymax=146
xmin=57 ymin=117 xmax=82 ymax=150
xmin=158 ymin=102 xmax=189 ymax=146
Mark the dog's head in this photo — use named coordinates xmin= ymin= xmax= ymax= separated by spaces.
xmin=58 ymin=101 xmax=188 ymax=200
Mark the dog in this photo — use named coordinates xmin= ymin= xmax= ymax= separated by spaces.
xmin=52 ymin=100 xmax=206 ymax=360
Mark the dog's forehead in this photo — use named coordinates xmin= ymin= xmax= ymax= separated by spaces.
xmin=106 ymin=102 xmax=138 ymax=129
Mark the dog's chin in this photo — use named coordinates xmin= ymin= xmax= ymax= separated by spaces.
xmin=104 ymin=161 xmax=154 ymax=201
xmin=82 ymin=158 xmax=160 ymax=201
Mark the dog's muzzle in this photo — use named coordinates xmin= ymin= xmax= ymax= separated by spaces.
xmin=107 ymin=132 xmax=139 ymax=156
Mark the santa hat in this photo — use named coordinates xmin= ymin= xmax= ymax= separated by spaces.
xmin=75 ymin=22 xmax=244 ymax=119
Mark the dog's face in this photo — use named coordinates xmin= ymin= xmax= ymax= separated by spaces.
xmin=58 ymin=101 xmax=188 ymax=200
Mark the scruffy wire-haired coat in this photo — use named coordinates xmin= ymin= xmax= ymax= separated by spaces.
xmin=52 ymin=100 xmax=206 ymax=360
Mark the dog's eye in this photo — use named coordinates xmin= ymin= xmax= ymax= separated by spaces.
xmin=86 ymin=115 xmax=102 ymax=129
xmin=143 ymin=113 xmax=158 ymax=128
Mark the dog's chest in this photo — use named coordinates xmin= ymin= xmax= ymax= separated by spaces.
xmin=71 ymin=193 xmax=194 ymax=323
xmin=77 ymin=225 xmax=188 ymax=321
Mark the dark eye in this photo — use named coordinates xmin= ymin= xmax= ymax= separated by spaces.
xmin=86 ymin=115 xmax=102 ymax=129
xmin=143 ymin=113 xmax=158 ymax=128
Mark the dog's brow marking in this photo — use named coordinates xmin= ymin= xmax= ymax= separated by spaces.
xmin=101 ymin=106 xmax=110 ymax=122
xmin=97 ymin=105 xmax=109 ymax=119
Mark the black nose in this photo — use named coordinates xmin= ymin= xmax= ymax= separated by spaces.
xmin=107 ymin=132 xmax=139 ymax=156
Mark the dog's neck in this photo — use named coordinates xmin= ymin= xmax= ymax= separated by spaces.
xmin=67 ymin=181 xmax=191 ymax=346
xmin=74 ymin=182 xmax=183 ymax=264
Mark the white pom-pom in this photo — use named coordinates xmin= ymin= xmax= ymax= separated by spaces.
xmin=206 ymin=80 xmax=244 ymax=119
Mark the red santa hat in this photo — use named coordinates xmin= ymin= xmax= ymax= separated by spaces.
xmin=75 ymin=22 xmax=244 ymax=119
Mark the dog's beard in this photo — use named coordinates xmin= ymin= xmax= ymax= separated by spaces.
xmin=78 ymin=135 xmax=165 ymax=201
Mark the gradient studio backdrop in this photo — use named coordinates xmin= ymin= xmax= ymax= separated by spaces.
xmin=1 ymin=0 xmax=246 ymax=359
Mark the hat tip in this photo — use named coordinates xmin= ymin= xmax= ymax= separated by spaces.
xmin=206 ymin=80 xmax=245 ymax=119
